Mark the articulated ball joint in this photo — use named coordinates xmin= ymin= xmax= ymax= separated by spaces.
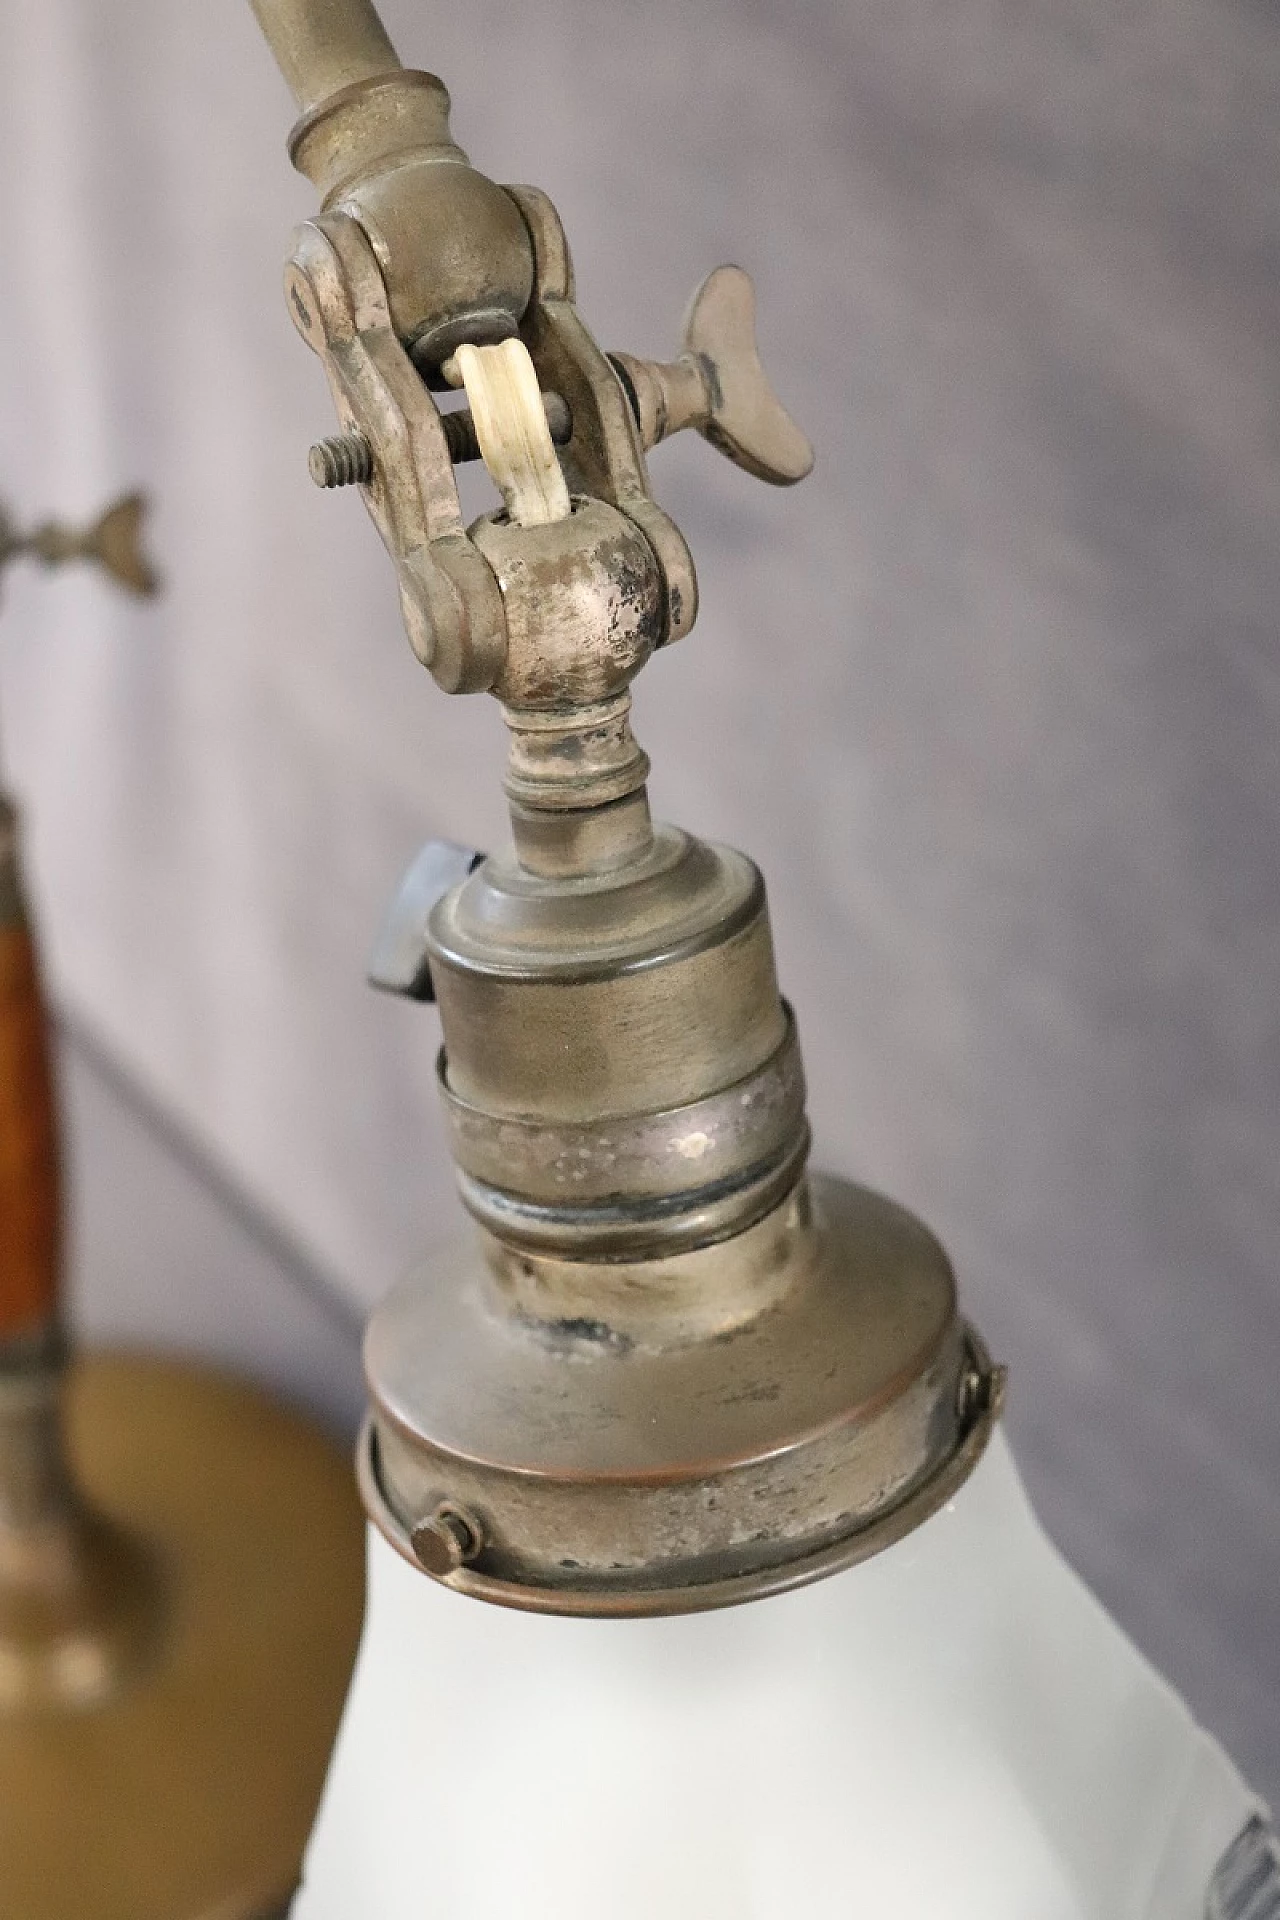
xmin=287 ymin=69 xmax=536 ymax=376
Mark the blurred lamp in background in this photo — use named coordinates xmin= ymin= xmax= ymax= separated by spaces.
xmin=0 ymin=491 xmax=364 ymax=1920
xmin=246 ymin=3 xmax=1277 ymax=1915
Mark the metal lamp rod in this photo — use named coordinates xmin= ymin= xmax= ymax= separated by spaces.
xmin=247 ymin=0 xmax=401 ymax=112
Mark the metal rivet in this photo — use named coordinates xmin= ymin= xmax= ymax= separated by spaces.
xmin=955 ymin=1365 xmax=985 ymax=1428
xmin=956 ymin=1360 xmax=1007 ymax=1430
xmin=308 ymin=432 xmax=374 ymax=489
xmin=410 ymin=1502 xmax=484 ymax=1577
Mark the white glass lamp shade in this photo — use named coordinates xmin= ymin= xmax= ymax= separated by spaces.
xmin=293 ymin=1432 xmax=1259 ymax=1920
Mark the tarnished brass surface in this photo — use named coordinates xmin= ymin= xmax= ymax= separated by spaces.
xmin=250 ymin=0 xmax=1001 ymax=1620
xmin=454 ymin=1127 xmax=812 ymax=1262
xmin=437 ymin=1008 xmax=806 ymax=1210
xmin=248 ymin=0 xmax=398 ymax=116
xmin=428 ymin=828 xmax=786 ymax=1128
xmin=291 ymin=73 xmax=535 ymax=369
xmin=0 ymin=1354 xmax=365 ymax=1920
xmin=361 ymin=1331 xmax=1002 ymax=1618
xmin=363 ymin=1175 xmax=990 ymax=1611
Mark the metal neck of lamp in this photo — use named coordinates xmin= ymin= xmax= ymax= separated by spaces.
xmin=247 ymin=0 xmax=1002 ymax=1620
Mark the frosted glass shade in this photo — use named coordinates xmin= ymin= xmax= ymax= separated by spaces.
xmin=294 ymin=1433 xmax=1257 ymax=1919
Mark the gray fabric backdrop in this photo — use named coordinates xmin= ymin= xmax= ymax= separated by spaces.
xmin=1 ymin=0 xmax=1277 ymax=1794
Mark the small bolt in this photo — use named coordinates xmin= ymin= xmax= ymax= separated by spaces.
xmin=956 ymin=1360 xmax=1007 ymax=1429
xmin=308 ymin=432 xmax=373 ymax=489
xmin=410 ymin=1501 xmax=484 ymax=1577
xmin=955 ymin=1365 xmax=985 ymax=1428
xmin=439 ymin=391 xmax=572 ymax=467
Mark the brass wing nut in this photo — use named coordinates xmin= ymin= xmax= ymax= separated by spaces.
xmin=0 ymin=494 xmax=158 ymax=601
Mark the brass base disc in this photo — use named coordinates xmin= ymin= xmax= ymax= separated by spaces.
xmin=0 ymin=1353 xmax=365 ymax=1920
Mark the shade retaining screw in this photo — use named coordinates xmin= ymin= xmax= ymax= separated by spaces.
xmin=956 ymin=1359 xmax=1007 ymax=1430
xmin=410 ymin=1502 xmax=485 ymax=1577
xmin=308 ymin=433 xmax=374 ymax=489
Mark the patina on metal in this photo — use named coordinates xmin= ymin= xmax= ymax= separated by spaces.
xmin=0 ymin=496 xmax=364 ymax=1919
xmin=249 ymin=0 xmax=1003 ymax=1617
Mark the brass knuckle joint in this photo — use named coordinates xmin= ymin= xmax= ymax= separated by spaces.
xmin=288 ymin=71 xmax=534 ymax=369
xmin=279 ymin=63 xmax=809 ymax=729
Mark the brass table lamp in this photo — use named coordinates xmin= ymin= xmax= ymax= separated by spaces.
xmin=0 ymin=494 xmax=365 ymax=1920
xmin=242 ymin=3 xmax=1274 ymax=1913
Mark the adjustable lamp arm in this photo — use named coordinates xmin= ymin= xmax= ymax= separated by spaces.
xmin=248 ymin=0 xmax=399 ymax=112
